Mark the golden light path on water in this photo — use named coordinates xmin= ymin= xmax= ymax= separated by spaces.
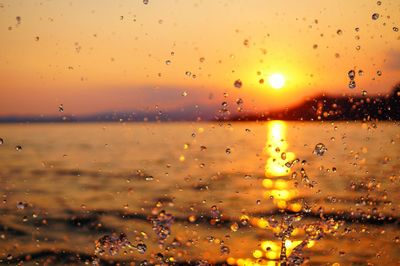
xmin=227 ymin=121 xmax=314 ymax=266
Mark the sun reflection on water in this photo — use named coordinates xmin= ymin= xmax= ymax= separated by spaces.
xmin=263 ymin=121 xmax=300 ymax=212
xmin=228 ymin=121 xmax=305 ymax=265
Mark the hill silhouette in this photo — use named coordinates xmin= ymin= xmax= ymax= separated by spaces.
xmin=229 ymin=84 xmax=400 ymax=121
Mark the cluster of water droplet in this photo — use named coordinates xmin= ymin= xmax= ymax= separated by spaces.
xmin=267 ymin=214 xmax=341 ymax=266
xmin=151 ymin=210 xmax=174 ymax=244
xmin=210 ymin=205 xmax=222 ymax=225
xmin=94 ymin=233 xmax=133 ymax=256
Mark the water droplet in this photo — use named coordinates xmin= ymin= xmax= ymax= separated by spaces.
xmin=200 ymin=145 xmax=207 ymax=151
xmin=348 ymin=80 xmax=356 ymax=89
xmin=155 ymin=253 xmax=164 ymax=261
xmin=143 ymin=0 xmax=149 ymax=4
xmin=336 ymin=29 xmax=343 ymax=35
xmin=230 ymin=222 xmax=239 ymax=232
xmin=225 ymin=148 xmax=231 ymax=154
xmin=35 ymin=36 xmax=39 ymax=41
xmin=136 ymin=243 xmax=147 ymax=254
xmin=199 ymin=57 xmax=205 ymax=63
xmin=281 ymin=152 xmax=287 ymax=160
xmin=362 ymin=90 xmax=368 ymax=96
xmin=240 ymin=215 xmax=249 ymax=226
xmin=15 ymin=145 xmax=22 ymax=151
xmin=372 ymin=13 xmax=380 ymax=20
xmin=377 ymin=70 xmax=382 ymax=76
xmin=165 ymin=60 xmax=171 ymax=65
xmin=188 ymin=215 xmax=196 ymax=222
xmin=393 ymin=27 xmax=399 ymax=32
xmin=0 ymin=138 xmax=3 ymax=145
xmin=16 ymin=16 xmax=21 ymax=25
xmin=58 ymin=104 xmax=64 ymax=112
xmin=234 ymin=79 xmax=242 ymax=88
xmin=313 ymin=143 xmax=327 ymax=156
xmin=313 ymin=44 xmax=318 ymax=49
xmin=17 ymin=202 xmax=27 ymax=210
xmin=185 ymin=71 xmax=191 ymax=77
xmin=377 ymin=1 xmax=382 ymax=6
xmin=285 ymin=158 xmax=300 ymax=168
xmin=358 ymin=70 xmax=364 ymax=76
xmin=220 ymin=245 xmax=230 ymax=254
xmin=182 ymin=91 xmax=188 ymax=97
xmin=348 ymin=70 xmax=355 ymax=80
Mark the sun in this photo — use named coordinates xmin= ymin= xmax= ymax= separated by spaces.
xmin=268 ymin=73 xmax=285 ymax=89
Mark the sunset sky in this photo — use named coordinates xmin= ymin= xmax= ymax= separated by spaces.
xmin=0 ymin=0 xmax=399 ymax=116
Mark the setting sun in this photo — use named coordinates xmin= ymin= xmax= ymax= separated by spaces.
xmin=268 ymin=73 xmax=286 ymax=89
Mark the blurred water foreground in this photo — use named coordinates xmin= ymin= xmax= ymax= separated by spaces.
xmin=0 ymin=121 xmax=399 ymax=265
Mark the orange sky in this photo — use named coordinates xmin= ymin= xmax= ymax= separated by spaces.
xmin=0 ymin=0 xmax=399 ymax=116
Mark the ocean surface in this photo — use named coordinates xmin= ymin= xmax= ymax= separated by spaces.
xmin=0 ymin=121 xmax=399 ymax=265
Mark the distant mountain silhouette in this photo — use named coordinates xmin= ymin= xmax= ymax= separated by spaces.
xmin=229 ymin=84 xmax=400 ymax=121
xmin=0 ymin=84 xmax=399 ymax=123
xmin=0 ymin=104 xmax=216 ymax=123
